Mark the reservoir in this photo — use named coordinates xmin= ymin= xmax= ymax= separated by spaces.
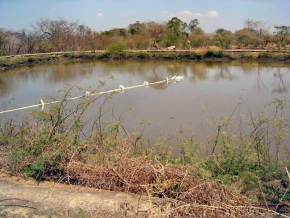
xmin=1 ymin=60 xmax=290 ymax=149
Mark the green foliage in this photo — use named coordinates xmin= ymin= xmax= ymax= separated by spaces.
xmin=213 ymin=28 xmax=234 ymax=49
xmin=235 ymin=28 xmax=261 ymax=48
xmin=188 ymin=19 xmax=199 ymax=32
xmin=102 ymin=28 xmax=127 ymax=37
xmin=158 ymin=99 xmax=290 ymax=204
xmin=63 ymin=53 xmax=75 ymax=58
xmin=188 ymin=28 xmax=209 ymax=48
xmin=128 ymin=21 xmax=145 ymax=35
xmin=186 ymin=52 xmax=202 ymax=60
xmin=136 ymin=51 xmax=151 ymax=59
xmin=204 ymin=48 xmax=224 ymax=58
xmin=240 ymin=52 xmax=258 ymax=60
xmin=167 ymin=17 xmax=187 ymax=37
xmin=27 ymin=57 xmax=35 ymax=63
xmin=106 ymin=41 xmax=127 ymax=59
xmin=165 ymin=17 xmax=189 ymax=48
xmin=258 ymin=52 xmax=274 ymax=59
xmin=63 ymin=52 xmax=98 ymax=59
xmin=1 ymin=84 xmax=136 ymax=180
xmin=274 ymin=25 xmax=290 ymax=47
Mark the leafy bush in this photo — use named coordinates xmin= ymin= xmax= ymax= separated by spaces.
xmin=204 ymin=47 xmax=224 ymax=58
xmin=258 ymin=52 xmax=275 ymax=59
xmin=106 ymin=41 xmax=127 ymax=59
xmin=27 ymin=57 xmax=35 ymax=63
xmin=136 ymin=51 xmax=150 ymax=59
xmin=241 ymin=52 xmax=258 ymax=60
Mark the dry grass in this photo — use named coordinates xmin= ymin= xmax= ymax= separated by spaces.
xmin=48 ymin=157 xmax=285 ymax=217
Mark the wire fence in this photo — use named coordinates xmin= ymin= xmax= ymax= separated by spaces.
xmin=0 ymin=75 xmax=184 ymax=114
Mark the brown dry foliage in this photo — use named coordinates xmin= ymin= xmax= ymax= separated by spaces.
xmin=51 ymin=157 xmax=282 ymax=217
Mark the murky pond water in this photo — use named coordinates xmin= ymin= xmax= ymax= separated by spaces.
xmin=1 ymin=60 xmax=290 ymax=147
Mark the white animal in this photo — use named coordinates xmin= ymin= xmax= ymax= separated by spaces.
xmin=172 ymin=75 xmax=184 ymax=82
xmin=166 ymin=46 xmax=176 ymax=50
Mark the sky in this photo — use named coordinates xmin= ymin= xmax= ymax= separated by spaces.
xmin=0 ymin=0 xmax=289 ymax=33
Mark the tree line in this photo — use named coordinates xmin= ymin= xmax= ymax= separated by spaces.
xmin=0 ymin=17 xmax=289 ymax=55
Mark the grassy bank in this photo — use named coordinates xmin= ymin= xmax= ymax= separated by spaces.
xmin=0 ymin=85 xmax=290 ymax=217
xmin=1 ymin=48 xmax=290 ymax=72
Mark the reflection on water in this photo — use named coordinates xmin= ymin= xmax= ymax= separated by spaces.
xmin=1 ymin=60 xmax=290 ymax=146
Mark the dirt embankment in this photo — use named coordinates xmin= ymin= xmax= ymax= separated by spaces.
xmin=0 ymin=172 xmax=157 ymax=218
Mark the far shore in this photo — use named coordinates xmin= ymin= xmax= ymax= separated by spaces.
xmin=1 ymin=49 xmax=290 ymax=72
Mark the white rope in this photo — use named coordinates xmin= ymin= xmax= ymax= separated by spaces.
xmin=0 ymin=75 xmax=184 ymax=114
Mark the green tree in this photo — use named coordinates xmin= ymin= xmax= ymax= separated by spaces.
xmin=235 ymin=28 xmax=260 ymax=48
xmin=128 ymin=21 xmax=145 ymax=35
xmin=167 ymin=17 xmax=187 ymax=36
xmin=166 ymin=17 xmax=188 ymax=47
xmin=101 ymin=28 xmax=127 ymax=37
xmin=274 ymin=25 xmax=290 ymax=48
xmin=188 ymin=19 xmax=199 ymax=32
xmin=188 ymin=28 xmax=209 ymax=48
xmin=213 ymin=28 xmax=234 ymax=49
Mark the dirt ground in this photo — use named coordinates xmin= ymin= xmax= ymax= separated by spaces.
xmin=0 ymin=171 xmax=160 ymax=218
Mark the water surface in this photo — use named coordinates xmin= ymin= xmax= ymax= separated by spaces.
xmin=1 ymin=60 xmax=290 ymax=146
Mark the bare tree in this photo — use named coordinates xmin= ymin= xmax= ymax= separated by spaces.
xmin=0 ymin=28 xmax=8 ymax=54
xmin=256 ymin=21 xmax=270 ymax=39
xmin=75 ymin=25 xmax=97 ymax=50
xmin=245 ymin=19 xmax=270 ymax=38
xmin=34 ymin=18 xmax=78 ymax=51
xmin=245 ymin=19 xmax=258 ymax=30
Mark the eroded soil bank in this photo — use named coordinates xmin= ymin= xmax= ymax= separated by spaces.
xmin=0 ymin=172 xmax=157 ymax=217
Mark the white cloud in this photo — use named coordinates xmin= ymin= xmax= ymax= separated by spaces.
xmin=178 ymin=10 xmax=193 ymax=17
xmin=96 ymin=12 xmax=103 ymax=18
xmin=160 ymin=10 xmax=204 ymax=23
xmin=206 ymin=11 xmax=219 ymax=17
xmin=178 ymin=10 xmax=203 ymax=18
xmin=193 ymin=13 xmax=203 ymax=17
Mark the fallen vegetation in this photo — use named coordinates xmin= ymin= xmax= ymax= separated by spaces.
xmin=0 ymin=85 xmax=290 ymax=217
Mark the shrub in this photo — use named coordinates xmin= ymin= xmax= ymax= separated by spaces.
xmin=204 ymin=46 xmax=224 ymax=58
xmin=136 ymin=51 xmax=150 ymax=59
xmin=63 ymin=53 xmax=75 ymax=58
xmin=106 ymin=41 xmax=127 ymax=59
xmin=194 ymin=47 xmax=207 ymax=57
xmin=241 ymin=52 xmax=258 ymax=60
xmin=258 ymin=52 xmax=274 ymax=59
xmin=27 ymin=57 xmax=35 ymax=63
